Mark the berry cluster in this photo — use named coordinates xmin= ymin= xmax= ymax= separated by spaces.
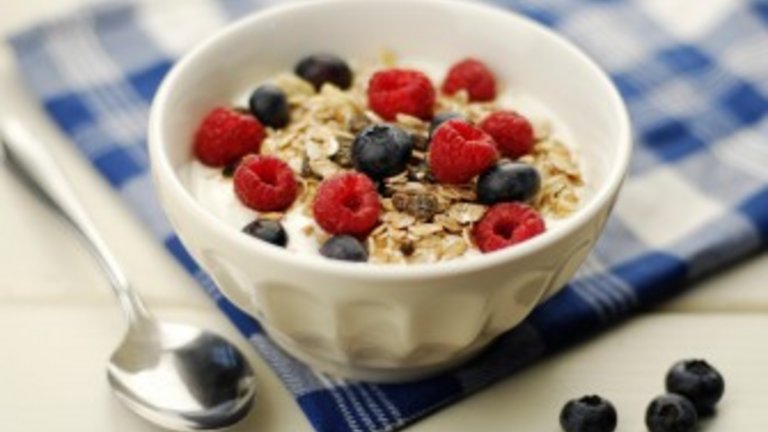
xmin=192 ymin=54 xmax=549 ymax=262
xmin=560 ymin=358 xmax=725 ymax=432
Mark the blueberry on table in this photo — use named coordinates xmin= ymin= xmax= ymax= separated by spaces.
xmin=429 ymin=111 xmax=464 ymax=138
xmin=559 ymin=395 xmax=617 ymax=432
xmin=320 ymin=235 xmax=368 ymax=262
xmin=665 ymin=359 xmax=724 ymax=415
xmin=242 ymin=219 xmax=288 ymax=247
xmin=295 ymin=53 xmax=353 ymax=91
xmin=249 ymin=84 xmax=290 ymax=129
xmin=645 ymin=394 xmax=698 ymax=432
xmin=352 ymin=124 xmax=414 ymax=180
xmin=476 ymin=162 xmax=541 ymax=205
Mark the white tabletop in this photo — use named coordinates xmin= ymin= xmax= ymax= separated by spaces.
xmin=2 ymin=1 xmax=768 ymax=431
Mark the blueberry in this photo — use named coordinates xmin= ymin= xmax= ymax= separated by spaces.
xmin=352 ymin=124 xmax=414 ymax=180
xmin=476 ymin=162 xmax=540 ymax=204
xmin=645 ymin=394 xmax=698 ymax=432
xmin=429 ymin=111 xmax=464 ymax=138
xmin=295 ymin=53 xmax=352 ymax=91
xmin=320 ymin=235 xmax=368 ymax=262
xmin=666 ymin=359 xmax=724 ymax=415
xmin=242 ymin=219 xmax=288 ymax=247
xmin=249 ymin=84 xmax=290 ymax=128
xmin=559 ymin=395 xmax=617 ymax=432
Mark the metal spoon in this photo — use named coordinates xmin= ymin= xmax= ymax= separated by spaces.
xmin=1 ymin=118 xmax=256 ymax=430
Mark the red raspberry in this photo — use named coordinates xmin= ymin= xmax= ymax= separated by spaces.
xmin=473 ymin=203 xmax=545 ymax=253
xmin=428 ymin=119 xmax=499 ymax=184
xmin=442 ymin=58 xmax=496 ymax=102
xmin=479 ymin=111 xmax=534 ymax=159
xmin=313 ymin=172 xmax=381 ymax=236
xmin=194 ymin=107 xmax=265 ymax=166
xmin=367 ymin=69 xmax=436 ymax=121
xmin=233 ymin=155 xmax=298 ymax=212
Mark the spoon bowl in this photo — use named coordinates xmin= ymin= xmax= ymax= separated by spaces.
xmin=108 ymin=322 xmax=256 ymax=430
xmin=1 ymin=118 xmax=257 ymax=430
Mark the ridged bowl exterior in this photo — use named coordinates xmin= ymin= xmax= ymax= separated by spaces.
xmin=156 ymin=179 xmax=613 ymax=381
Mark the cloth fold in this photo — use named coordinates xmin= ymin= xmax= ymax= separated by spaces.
xmin=8 ymin=1 xmax=768 ymax=431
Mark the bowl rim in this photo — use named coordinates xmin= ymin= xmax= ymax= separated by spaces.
xmin=148 ymin=0 xmax=632 ymax=281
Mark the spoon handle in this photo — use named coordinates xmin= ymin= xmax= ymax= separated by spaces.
xmin=1 ymin=117 xmax=153 ymax=327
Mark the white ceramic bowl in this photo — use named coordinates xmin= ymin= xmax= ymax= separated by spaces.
xmin=149 ymin=0 xmax=631 ymax=382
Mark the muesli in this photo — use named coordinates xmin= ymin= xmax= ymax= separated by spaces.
xmin=188 ymin=51 xmax=583 ymax=263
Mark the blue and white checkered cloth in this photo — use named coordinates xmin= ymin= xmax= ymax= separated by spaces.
xmin=8 ymin=0 xmax=768 ymax=430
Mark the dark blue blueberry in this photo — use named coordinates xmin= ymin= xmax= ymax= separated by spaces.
xmin=429 ymin=111 xmax=464 ymax=138
xmin=352 ymin=124 xmax=414 ymax=180
xmin=320 ymin=235 xmax=368 ymax=262
xmin=295 ymin=53 xmax=352 ymax=91
xmin=645 ymin=394 xmax=698 ymax=432
xmin=666 ymin=359 xmax=724 ymax=415
xmin=560 ymin=395 xmax=617 ymax=432
xmin=476 ymin=162 xmax=540 ymax=204
xmin=242 ymin=219 xmax=288 ymax=247
xmin=249 ymin=84 xmax=290 ymax=128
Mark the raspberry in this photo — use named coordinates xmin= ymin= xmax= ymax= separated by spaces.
xmin=428 ymin=119 xmax=499 ymax=184
xmin=233 ymin=155 xmax=298 ymax=212
xmin=442 ymin=58 xmax=496 ymax=102
xmin=367 ymin=69 xmax=436 ymax=121
xmin=194 ymin=107 xmax=265 ymax=166
xmin=313 ymin=172 xmax=381 ymax=236
xmin=473 ymin=203 xmax=545 ymax=253
xmin=479 ymin=111 xmax=534 ymax=159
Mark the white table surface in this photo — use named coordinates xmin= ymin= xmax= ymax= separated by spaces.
xmin=1 ymin=1 xmax=767 ymax=431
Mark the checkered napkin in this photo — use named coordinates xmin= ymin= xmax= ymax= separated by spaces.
xmin=9 ymin=0 xmax=768 ymax=430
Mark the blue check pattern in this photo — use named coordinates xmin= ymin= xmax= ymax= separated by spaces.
xmin=8 ymin=1 xmax=768 ymax=430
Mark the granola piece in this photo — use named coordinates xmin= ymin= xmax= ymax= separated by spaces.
xmin=395 ymin=113 xmax=429 ymax=135
xmin=410 ymin=223 xmax=444 ymax=237
xmin=259 ymin=212 xmax=284 ymax=221
xmin=390 ymin=192 xmax=440 ymax=221
xmin=302 ymin=225 xmax=315 ymax=236
xmin=406 ymin=160 xmax=432 ymax=182
xmin=521 ymin=138 xmax=583 ymax=218
xmin=301 ymin=155 xmax=321 ymax=180
xmin=411 ymin=133 xmax=430 ymax=152
xmin=382 ymin=211 xmax=416 ymax=229
xmin=392 ymin=192 xmax=410 ymax=212
xmin=330 ymin=135 xmax=354 ymax=167
xmin=400 ymin=240 xmax=415 ymax=257
xmin=305 ymin=134 xmax=339 ymax=160
xmin=439 ymin=235 xmax=469 ymax=260
xmin=408 ymin=193 xmax=440 ymax=221
xmin=274 ymin=73 xmax=316 ymax=98
xmin=447 ymin=202 xmax=487 ymax=224
xmin=434 ymin=214 xmax=464 ymax=234
xmin=381 ymin=198 xmax=396 ymax=212
xmin=307 ymin=158 xmax=341 ymax=179
xmin=400 ymin=182 xmax=429 ymax=194
xmin=347 ymin=113 xmax=371 ymax=134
